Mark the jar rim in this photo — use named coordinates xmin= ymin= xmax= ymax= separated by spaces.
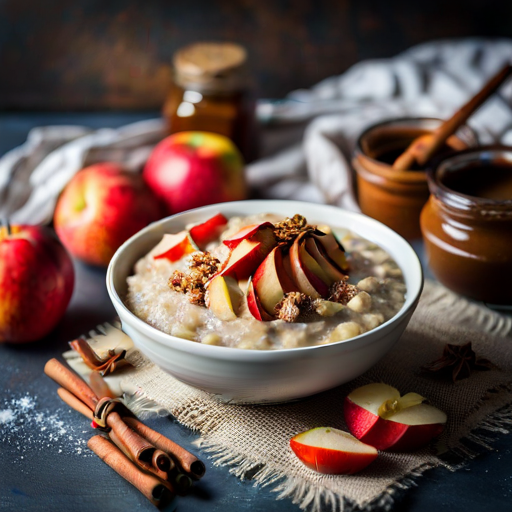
xmin=427 ymin=146 xmax=512 ymax=213
xmin=353 ymin=116 xmax=477 ymax=183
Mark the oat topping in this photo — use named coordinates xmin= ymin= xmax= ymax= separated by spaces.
xmin=168 ymin=252 xmax=221 ymax=306
xmin=274 ymin=292 xmax=316 ymax=322
xmin=273 ymin=214 xmax=316 ymax=246
xmin=328 ymin=277 xmax=360 ymax=305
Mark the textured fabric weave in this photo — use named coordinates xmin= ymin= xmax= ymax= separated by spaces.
xmin=124 ymin=281 xmax=512 ymax=511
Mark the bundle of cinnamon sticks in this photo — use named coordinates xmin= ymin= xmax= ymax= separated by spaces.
xmin=44 ymin=358 xmax=205 ymax=508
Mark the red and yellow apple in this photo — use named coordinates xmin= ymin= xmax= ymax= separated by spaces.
xmin=246 ymin=278 xmax=274 ymax=321
xmin=149 ymin=231 xmax=199 ymax=262
xmin=290 ymin=427 xmax=378 ymax=474
xmin=189 ymin=213 xmax=228 ymax=249
xmin=54 ymin=162 xmax=163 ymax=267
xmin=143 ymin=132 xmax=248 ymax=214
xmin=344 ymin=383 xmax=447 ymax=451
xmin=206 ymin=275 xmax=243 ymax=321
xmin=0 ymin=224 xmax=74 ymax=343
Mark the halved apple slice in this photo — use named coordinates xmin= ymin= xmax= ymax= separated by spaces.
xmin=344 ymin=383 xmax=447 ymax=451
xmin=223 ymin=222 xmax=275 ymax=250
xmin=149 ymin=231 xmax=199 ymax=262
xmin=289 ymin=233 xmax=330 ymax=298
xmin=312 ymin=232 xmax=348 ymax=272
xmin=305 ymin=238 xmax=346 ymax=283
xmin=189 ymin=213 xmax=228 ymax=249
xmin=253 ymin=246 xmax=298 ymax=315
xmin=246 ymin=278 xmax=274 ymax=321
xmin=207 ymin=275 xmax=243 ymax=321
xmin=220 ymin=228 xmax=277 ymax=280
xmin=290 ymin=427 xmax=378 ymax=474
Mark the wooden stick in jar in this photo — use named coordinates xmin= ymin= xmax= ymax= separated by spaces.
xmin=88 ymin=435 xmax=175 ymax=508
xmin=124 ymin=416 xmax=206 ymax=480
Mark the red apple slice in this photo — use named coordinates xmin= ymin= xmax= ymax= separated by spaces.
xmin=305 ymin=238 xmax=346 ymax=283
xmin=223 ymin=222 xmax=274 ymax=250
xmin=290 ymin=427 xmax=378 ymax=475
xmin=189 ymin=213 xmax=228 ymax=249
xmin=344 ymin=383 xmax=447 ymax=451
xmin=220 ymin=228 xmax=277 ymax=280
xmin=149 ymin=231 xmax=199 ymax=262
xmin=289 ymin=233 xmax=330 ymax=298
xmin=312 ymin=232 xmax=348 ymax=272
xmin=207 ymin=275 xmax=243 ymax=321
xmin=246 ymin=278 xmax=274 ymax=321
xmin=253 ymin=246 xmax=298 ymax=315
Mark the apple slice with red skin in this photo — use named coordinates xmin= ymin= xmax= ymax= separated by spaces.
xmin=290 ymin=427 xmax=378 ymax=475
xmin=207 ymin=275 xmax=243 ymax=321
xmin=246 ymin=278 xmax=274 ymax=321
xmin=344 ymin=383 xmax=447 ymax=451
xmin=149 ymin=231 xmax=199 ymax=262
xmin=220 ymin=228 xmax=277 ymax=280
xmin=312 ymin=232 xmax=348 ymax=272
xmin=223 ymin=222 xmax=274 ymax=250
xmin=305 ymin=238 xmax=346 ymax=283
xmin=253 ymin=246 xmax=298 ymax=315
xmin=189 ymin=213 xmax=228 ymax=249
xmin=289 ymin=233 xmax=330 ymax=298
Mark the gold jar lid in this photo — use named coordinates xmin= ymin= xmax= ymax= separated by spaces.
xmin=173 ymin=42 xmax=248 ymax=92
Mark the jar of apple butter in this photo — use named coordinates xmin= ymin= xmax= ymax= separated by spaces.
xmin=163 ymin=42 xmax=258 ymax=162
xmin=352 ymin=118 xmax=477 ymax=240
xmin=420 ymin=147 xmax=512 ymax=305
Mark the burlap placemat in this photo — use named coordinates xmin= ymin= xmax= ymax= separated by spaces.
xmin=124 ymin=280 xmax=512 ymax=511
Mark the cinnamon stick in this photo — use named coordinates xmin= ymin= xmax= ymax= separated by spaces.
xmin=57 ymin=387 xmax=93 ymax=421
xmin=69 ymin=338 xmax=128 ymax=375
xmin=393 ymin=64 xmax=512 ymax=170
xmin=124 ymin=416 xmax=206 ymax=480
xmin=88 ymin=435 xmax=175 ymax=508
xmin=44 ymin=358 xmax=98 ymax=410
xmin=89 ymin=370 xmax=117 ymax=399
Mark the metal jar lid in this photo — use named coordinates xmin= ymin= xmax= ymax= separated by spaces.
xmin=173 ymin=42 xmax=248 ymax=93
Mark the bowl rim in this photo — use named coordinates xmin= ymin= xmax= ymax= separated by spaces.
xmin=107 ymin=200 xmax=423 ymax=360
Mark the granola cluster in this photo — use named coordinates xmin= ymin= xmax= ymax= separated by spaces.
xmin=273 ymin=214 xmax=315 ymax=246
xmin=274 ymin=292 xmax=316 ymax=322
xmin=168 ymin=252 xmax=221 ymax=306
xmin=328 ymin=276 xmax=359 ymax=305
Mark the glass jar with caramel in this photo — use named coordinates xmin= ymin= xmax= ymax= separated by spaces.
xmin=420 ymin=147 xmax=512 ymax=305
xmin=163 ymin=42 xmax=258 ymax=162
xmin=352 ymin=118 xmax=477 ymax=240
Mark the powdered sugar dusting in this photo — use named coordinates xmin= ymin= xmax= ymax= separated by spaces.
xmin=0 ymin=393 xmax=92 ymax=461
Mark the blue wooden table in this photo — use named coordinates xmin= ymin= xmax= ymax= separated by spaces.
xmin=0 ymin=113 xmax=510 ymax=512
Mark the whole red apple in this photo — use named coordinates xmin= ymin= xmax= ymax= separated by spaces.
xmin=54 ymin=163 xmax=163 ymax=266
xmin=0 ymin=224 xmax=74 ymax=343
xmin=143 ymin=131 xmax=248 ymax=214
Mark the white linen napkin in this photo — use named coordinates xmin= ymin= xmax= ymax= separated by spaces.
xmin=1 ymin=38 xmax=511 ymax=224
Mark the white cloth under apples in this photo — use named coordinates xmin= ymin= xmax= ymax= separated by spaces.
xmin=1 ymin=39 xmax=512 ymax=224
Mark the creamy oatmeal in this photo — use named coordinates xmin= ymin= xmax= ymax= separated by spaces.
xmin=126 ymin=214 xmax=406 ymax=350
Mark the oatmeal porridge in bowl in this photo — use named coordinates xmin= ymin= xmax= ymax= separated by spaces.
xmin=107 ymin=200 xmax=423 ymax=403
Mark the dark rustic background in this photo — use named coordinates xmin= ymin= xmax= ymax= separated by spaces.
xmin=1 ymin=0 xmax=511 ymax=110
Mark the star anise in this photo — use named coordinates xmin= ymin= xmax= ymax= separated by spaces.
xmin=422 ymin=342 xmax=493 ymax=383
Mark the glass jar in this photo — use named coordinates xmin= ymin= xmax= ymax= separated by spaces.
xmin=352 ymin=118 xmax=477 ymax=240
xmin=163 ymin=42 xmax=258 ymax=162
xmin=420 ymin=147 xmax=512 ymax=305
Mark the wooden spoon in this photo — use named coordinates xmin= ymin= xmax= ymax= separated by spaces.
xmin=393 ymin=64 xmax=512 ymax=171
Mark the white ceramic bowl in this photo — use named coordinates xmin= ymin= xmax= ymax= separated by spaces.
xmin=107 ymin=200 xmax=423 ymax=404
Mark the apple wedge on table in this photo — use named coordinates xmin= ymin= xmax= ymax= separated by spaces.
xmin=290 ymin=427 xmax=378 ymax=474
xmin=344 ymin=383 xmax=447 ymax=451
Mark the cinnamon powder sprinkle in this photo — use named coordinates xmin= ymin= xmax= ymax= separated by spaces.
xmin=168 ymin=252 xmax=221 ymax=306
xmin=328 ymin=277 xmax=359 ymax=305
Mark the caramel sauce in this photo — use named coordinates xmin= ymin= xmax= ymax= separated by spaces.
xmin=441 ymin=161 xmax=512 ymax=201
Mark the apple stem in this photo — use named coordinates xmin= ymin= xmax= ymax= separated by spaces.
xmin=1 ymin=218 xmax=11 ymax=236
